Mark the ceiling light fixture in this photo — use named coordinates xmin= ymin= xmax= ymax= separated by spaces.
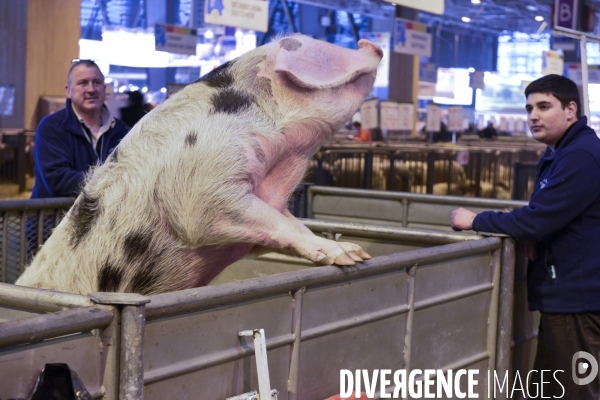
xmin=462 ymin=16 xmax=471 ymax=22
xmin=535 ymin=16 xmax=544 ymax=21
xmin=471 ymin=0 xmax=481 ymax=3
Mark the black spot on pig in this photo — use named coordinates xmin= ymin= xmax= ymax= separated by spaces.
xmin=126 ymin=259 xmax=164 ymax=295
xmin=280 ymin=38 xmax=302 ymax=51
xmin=98 ymin=261 xmax=123 ymax=292
xmin=185 ymin=132 xmax=198 ymax=147
xmin=192 ymin=60 xmax=234 ymax=89
xmin=123 ymin=231 xmax=152 ymax=264
xmin=70 ymin=190 xmax=101 ymax=247
xmin=211 ymin=88 xmax=254 ymax=114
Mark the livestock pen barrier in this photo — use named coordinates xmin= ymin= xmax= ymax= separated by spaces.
xmin=0 ymin=219 xmax=518 ymax=399
xmin=307 ymin=144 xmax=543 ymax=200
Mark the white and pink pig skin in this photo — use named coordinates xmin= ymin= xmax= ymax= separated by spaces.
xmin=17 ymin=35 xmax=383 ymax=295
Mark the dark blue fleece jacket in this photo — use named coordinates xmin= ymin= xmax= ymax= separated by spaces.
xmin=473 ymin=116 xmax=600 ymax=313
xmin=31 ymin=99 xmax=129 ymax=198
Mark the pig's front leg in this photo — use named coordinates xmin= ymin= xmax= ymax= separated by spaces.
xmin=224 ymin=195 xmax=370 ymax=265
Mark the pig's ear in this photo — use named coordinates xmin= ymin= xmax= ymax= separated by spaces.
xmin=274 ymin=43 xmax=366 ymax=90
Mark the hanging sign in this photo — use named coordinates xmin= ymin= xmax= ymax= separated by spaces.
xmin=360 ymin=99 xmax=379 ymax=129
xmin=566 ymin=63 xmax=600 ymax=85
xmin=448 ymin=106 xmax=464 ymax=131
xmin=426 ymin=104 xmax=441 ymax=132
xmin=205 ymin=0 xmax=269 ymax=32
xmin=380 ymin=102 xmax=401 ymax=130
xmin=469 ymin=71 xmax=485 ymax=90
xmin=541 ymin=50 xmax=564 ymax=75
xmin=393 ymin=18 xmax=432 ymax=57
xmin=383 ymin=0 xmax=444 ymax=15
xmin=398 ymin=103 xmax=414 ymax=131
xmin=154 ymin=23 xmax=198 ymax=55
xmin=554 ymin=0 xmax=579 ymax=30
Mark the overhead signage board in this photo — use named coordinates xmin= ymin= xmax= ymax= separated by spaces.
xmin=566 ymin=63 xmax=600 ymax=84
xmin=420 ymin=62 xmax=437 ymax=83
xmin=393 ymin=18 xmax=432 ymax=57
xmin=541 ymin=50 xmax=564 ymax=75
xmin=205 ymin=0 xmax=268 ymax=32
xmin=384 ymin=0 xmax=444 ymax=15
xmin=554 ymin=0 xmax=578 ymax=30
xmin=155 ymin=23 xmax=198 ymax=55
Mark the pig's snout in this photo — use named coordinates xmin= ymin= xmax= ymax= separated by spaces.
xmin=358 ymin=39 xmax=383 ymax=60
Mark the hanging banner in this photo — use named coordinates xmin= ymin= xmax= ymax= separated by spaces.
xmin=541 ymin=50 xmax=564 ymax=75
xmin=393 ymin=18 xmax=432 ymax=57
xmin=205 ymin=0 xmax=269 ymax=32
xmin=448 ymin=106 xmax=464 ymax=131
xmin=360 ymin=99 xmax=379 ymax=129
xmin=154 ymin=23 xmax=198 ymax=55
xmin=426 ymin=104 xmax=441 ymax=132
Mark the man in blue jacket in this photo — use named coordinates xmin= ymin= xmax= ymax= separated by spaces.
xmin=31 ymin=59 xmax=129 ymax=198
xmin=451 ymin=74 xmax=600 ymax=399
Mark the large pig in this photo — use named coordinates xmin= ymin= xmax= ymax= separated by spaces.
xmin=17 ymin=35 xmax=382 ymax=295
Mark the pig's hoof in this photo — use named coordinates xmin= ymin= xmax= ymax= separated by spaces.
xmin=338 ymin=242 xmax=372 ymax=261
xmin=333 ymin=253 xmax=356 ymax=266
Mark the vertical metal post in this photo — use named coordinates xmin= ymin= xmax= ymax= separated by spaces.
xmin=485 ymin=247 xmax=503 ymax=400
xmin=1 ymin=211 xmax=6 ymax=283
xmin=403 ymin=264 xmax=417 ymax=400
xmin=239 ymin=329 xmax=273 ymax=400
xmin=401 ymin=198 xmax=409 ymax=228
xmin=19 ymin=210 xmax=26 ymax=273
xmin=287 ymin=288 xmax=305 ymax=400
xmin=90 ymin=292 xmax=151 ymax=400
xmin=306 ymin=187 xmax=314 ymax=219
xmin=495 ymin=238 xmax=516 ymax=400
xmin=580 ymin=35 xmax=591 ymax=120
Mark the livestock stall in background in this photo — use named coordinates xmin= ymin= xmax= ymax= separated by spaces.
xmin=0 ymin=220 xmax=518 ymax=399
xmin=0 ymin=194 xmax=536 ymax=399
xmin=307 ymin=143 xmax=544 ymax=201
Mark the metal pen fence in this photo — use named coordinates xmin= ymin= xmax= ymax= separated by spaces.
xmin=307 ymin=145 xmax=544 ymax=200
xmin=0 ymin=130 xmax=33 ymax=193
xmin=0 ymin=198 xmax=74 ymax=283
xmin=0 ymin=221 xmax=516 ymax=400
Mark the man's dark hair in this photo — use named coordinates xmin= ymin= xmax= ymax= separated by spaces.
xmin=67 ymin=59 xmax=103 ymax=85
xmin=524 ymin=74 xmax=582 ymax=119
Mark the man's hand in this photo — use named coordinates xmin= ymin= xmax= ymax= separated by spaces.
xmin=517 ymin=239 xmax=537 ymax=261
xmin=451 ymin=207 xmax=477 ymax=231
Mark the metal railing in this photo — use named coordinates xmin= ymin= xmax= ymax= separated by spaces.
xmin=0 ymin=197 xmax=74 ymax=283
xmin=0 ymin=221 xmax=516 ymax=400
xmin=305 ymin=144 xmax=543 ymax=200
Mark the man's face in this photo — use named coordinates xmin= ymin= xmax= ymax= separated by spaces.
xmin=66 ymin=65 xmax=105 ymax=115
xmin=525 ymin=92 xmax=577 ymax=147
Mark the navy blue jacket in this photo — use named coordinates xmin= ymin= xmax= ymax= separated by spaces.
xmin=31 ymin=99 xmax=129 ymax=198
xmin=473 ymin=117 xmax=600 ymax=313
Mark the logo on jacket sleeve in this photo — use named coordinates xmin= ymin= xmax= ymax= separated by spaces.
xmin=540 ymin=178 xmax=548 ymax=189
